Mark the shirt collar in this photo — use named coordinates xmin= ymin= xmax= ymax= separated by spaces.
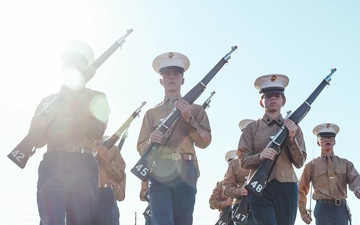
xmin=262 ymin=114 xmax=284 ymax=126
xmin=163 ymin=95 xmax=182 ymax=104
xmin=321 ymin=153 xmax=335 ymax=160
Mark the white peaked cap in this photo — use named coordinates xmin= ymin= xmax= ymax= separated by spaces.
xmin=254 ymin=74 xmax=289 ymax=94
xmin=152 ymin=52 xmax=190 ymax=74
xmin=238 ymin=119 xmax=255 ymax=131
xmin=225 ymin=150 xmax=238 ymax=162
xmin=313 ymin=123 xmax=340 ymax=137
xmin=61 ymin=39 xmax=95 ymax=66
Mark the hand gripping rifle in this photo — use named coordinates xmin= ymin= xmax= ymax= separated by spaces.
xmin=131 ymin=89 xmax=218 ymax=182
xmin=7 ymin=29 xmax=134 ymax=169
xmin=245 ymin=68 xmax=337 ymax=197
xmin=130 ymin=47 xmax=235 ymax=182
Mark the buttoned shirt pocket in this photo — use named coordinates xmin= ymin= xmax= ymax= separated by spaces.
xmin=334 ymin=164 xmax=346 ymax=175
xmin=334 ymin=164 xmax=347 ymax=193
xmin=313 ymin=166 xmax=327 ymax=190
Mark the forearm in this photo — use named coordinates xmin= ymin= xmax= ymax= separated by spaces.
xmin=240 ymin=151 xmax=261 ymax=170
xmin=185 ymin=117 xmax=211 ymax=148
xmin=105 ymin=164 xmax=125 ymax=184
xmin=209 ymin=198 xmax=227 ymax=211
xmin=224 ymin=186 xmax=243 ymax=199
xmin=298 ymin=165 xmax=311 ymax=215
xmin=137 ymin=140 xmax=151 ymax=156
xmin=113 ymin=183 xmax=125 ymax=201
xmin=286 ymin=135 xmax=306 ymax=168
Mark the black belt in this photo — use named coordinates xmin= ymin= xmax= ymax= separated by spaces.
xmin=159 ymin=153 xmax=195 ymax=161
xmin=47 ymin=146 xmax=94 ymax=154
xmin=317 ymin=199 xmax=346 ymax=206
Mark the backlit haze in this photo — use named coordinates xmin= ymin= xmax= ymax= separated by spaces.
xmin=1 ymin=1 xmax=360 ymax=224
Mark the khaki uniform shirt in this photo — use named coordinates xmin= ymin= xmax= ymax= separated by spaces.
xmin=298 ymin=154 xmax=360 ymax=215
xmin=223 ymin=158 xmax=250 ymax=204
xmin=239 ymin=114 xmax=306 ymax=183
xmin=137 ymin=95 xmax=211 ymax=177
xmin=33 ymin=88 xmax=109 ymax=149
xmin=209 ymin=180 xmax=229 ymax=216
xmin=97 ymin=146 xmax=126 ymax=198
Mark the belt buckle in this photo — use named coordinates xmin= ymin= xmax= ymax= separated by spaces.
xmin=98 ymin=183 xmax=111 ymax=188
xmin=335 ymin=199 xmax=341 ymax=206
xmin=172 ymin=153 xmax=181 ymax=160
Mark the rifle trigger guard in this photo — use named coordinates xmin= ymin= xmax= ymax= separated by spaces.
xmin=274 ymin=146 xmax=281 ymax=155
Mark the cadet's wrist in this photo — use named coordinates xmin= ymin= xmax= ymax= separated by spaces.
xmin=184 ymin=115 xmax=193 ymax=124
xmin=219 ymin=201 xmax=225 ymax=209
xmin=287 ymin=136 xmax=299 ymax=147
xmin=185 ymin=116 xmax=197 ymax=129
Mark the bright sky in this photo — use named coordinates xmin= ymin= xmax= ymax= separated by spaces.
xmin=1 ymin=0 xmax=360 ymax=224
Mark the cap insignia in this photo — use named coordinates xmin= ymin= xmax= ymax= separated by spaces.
xmin=168 ymin=52 xmax=174 ymax=59
xmin=271 ymin=75 xmax=277 ymax=82
xmin=326 ymin=123 xmax=330 ymax=128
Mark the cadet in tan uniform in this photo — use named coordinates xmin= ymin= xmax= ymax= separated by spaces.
xmin=238 ymin=74 xmax=306 ymax=225
xmin=94 ymin=136 xmax=126 ymax=225
xmin=31 ymin=39 xmax=110 ymax=225
xmin=223 ymin=119 xmax=256 ymax=225
xmin=209 ymin=150 xmax=237 ymax=225
xmin=298 ymin=123 xmax=360 ymax=225
xmin=137 ymin=52 xmax=212 ymax=225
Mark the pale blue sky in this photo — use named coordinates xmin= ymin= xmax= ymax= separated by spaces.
xmin=1 ymin=1 xmax=359 ymax=224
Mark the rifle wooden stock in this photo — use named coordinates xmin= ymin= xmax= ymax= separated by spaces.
xmin=143 ymin=204 xmax=152 ymax=220
xmin=131 ymin=47 xmax=236 ymax=181
xmin=7 ymin=29 xmax=133 ymax=169
xmin=215 ymin=206 xmax=232 ymax=225
xmin=245 ymin=68 xmax=337 ymax=197
xmin=232 ymin=197 xmax=249 ymax=225
xmin=7 ymin=128 xmax=44 ymax=169
xmin=102 ymin=101 xmax=146 ymax=150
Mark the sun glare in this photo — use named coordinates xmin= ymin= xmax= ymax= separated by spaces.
xmin=1 ymin=0 xmax=100 ymax=108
